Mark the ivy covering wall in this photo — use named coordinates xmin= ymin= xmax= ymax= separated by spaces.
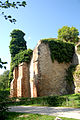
xmin=42 ymin=38 xmax=75 ymax=63
xmin=12 ymin=49 xmax=33 ymax=69
xmin=9 ymin=29 xmax=33 ymax=82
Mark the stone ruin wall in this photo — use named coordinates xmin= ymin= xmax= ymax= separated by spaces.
xmin=29 ymin=41 xmax=71 ymax=97
xmin=10 ymin=62 xmax=30 ymax=97
xmin=72 ymin=43 xmax=80 ymax=93
xmin=10 ymin=41 xmax=80 ymax=98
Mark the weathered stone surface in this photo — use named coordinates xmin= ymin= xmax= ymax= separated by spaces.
xmin=73 ymin=65 xmax=80 ymax=93
xmin=10 ymin=62 xmax=30 ymax=97
xmin=10 ymin=40 xmax=80 ymax=98
xmin=72 ymin=44 xmax=80 ymax=65
xmin=29 ymin=41 xmax=41 ymax=97
xmin=10 ymin=67 xmax=18 ymax=97
xmin=34 ymin=41 xmax=70 ymax=96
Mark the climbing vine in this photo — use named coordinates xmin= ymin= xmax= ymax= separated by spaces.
xmin=9 ymin=49 xmax=33 ymax=82
xmin=9 ymin=29 xmax=33 ymax=82
xmin=12 ymin=49 xmax=33 ymax=69
xmin=65 ymin=65 xmax=76 ymax=84
xmin=42 ymin=38 xmax=75 ymax=63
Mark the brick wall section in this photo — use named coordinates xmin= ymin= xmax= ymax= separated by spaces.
xmin=10 ymin=67 xmax=18 ymax=97
xmin=10 ymin=62 xmax=31 ymax=97
xmin=22 ymin=62 xmax=30 ymax=97
xmin=17 ymin=62 xmax=30 ymax=97
xmin=17 ymin=63 xmax=23 ymax=97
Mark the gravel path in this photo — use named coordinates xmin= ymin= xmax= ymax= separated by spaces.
xmin=9 ymin=106 xmax=80 ymax=119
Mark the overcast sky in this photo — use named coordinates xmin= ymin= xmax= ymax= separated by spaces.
xmin=0 ymin=0 xmax=80 ymax=74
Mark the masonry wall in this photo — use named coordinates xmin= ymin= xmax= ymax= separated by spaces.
xmin=10 ymin=62 xmax=30 ymax=97
xmin=10 ymin=67 xmax=18 ymax=97
xmin=29 ymin=41 xmax=71 ymax=97
xmin=29 ymin=41 xmax=41 ymax=97
xmin=11 ymin=40 xmax=80 ymax=98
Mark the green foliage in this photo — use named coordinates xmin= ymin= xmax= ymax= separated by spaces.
xmin=12 ymin=49 xmax=33 ymax=69
xmin=0 ymin=0 xmax=27 ymax=23
xmin=3 ymin=112 xmax=77 ymax=120
xmin=9 ymin=62 xmax=13 ymax=83
xmin=9 ymin=29 xmax=31 ymax=82
xmin=0 ymin=90 xmax=10 ymax=119
xmin=77 ymin=44 xmax=80 ymax=54
xmin=8 ymin=95 xmax=66 ymax=107
xmin=9 ymin=29 xmax=27 ymax=58
xmin=65 ymin=65 xmax=76 ymax=84
xmin=42 ymin=39 xmax=75 ymax=63
xmin=58 ymin=26 xmax=79 ymax=43
xmin=9 ymin=49 xmax=33 ymax=82
xmin=8 ymin=93 xmax=80 ymax=108
xmin=0 ymin=70 xmax=9 ymax=90
xmin=0 ymin=58 xmax=7 ymax=69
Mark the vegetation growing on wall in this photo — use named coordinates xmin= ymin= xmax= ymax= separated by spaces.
xmin=12 ymin=49 xmax=33 ymax=69
xmin=9 ymin=29 xmax=27 ymax=58
xmin=9 ymin=29 xmax=33 ymax=82
xmin=77 ymin=44 xmax=80 ymax=54
xmin=42 ymin=38 xmax=75 ymax=63
xmin=9 ymin=49 xmax=33 ymax=82
xmin=65 ymin=65 xmax=76 ymax=84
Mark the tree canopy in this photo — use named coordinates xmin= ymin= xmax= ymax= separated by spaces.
xmin=9 ymin=29 xmax=28 ymax=82
xmin=58 ymin=26 xmax=79 ymax=43
xmin=0 ymin=58 xmax=7 ymax=69
xmin=9 ymin=29 xmax=27 ymax=58
xmin=0 ymin=70 xmax=9 ymax=90
xmin=0 ymin=0 xmax=26 ymax=23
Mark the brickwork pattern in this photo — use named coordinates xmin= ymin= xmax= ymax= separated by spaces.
xmin=10 ymin=62 xmax=30 ymax=97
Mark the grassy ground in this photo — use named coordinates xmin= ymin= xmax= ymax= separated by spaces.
xmin=5 ymin=112 xmax=78 ymax=120
xmin=8 ymin=93 xmax=80 ymax=108
xmin=62 ymin=93 xmax=80 ymax=108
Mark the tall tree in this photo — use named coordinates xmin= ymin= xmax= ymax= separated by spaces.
xmin=9 ymin=29 xmax=27 ymax=58
xmin=9 ymin=29 xmax=27 ymax=82
xmin=58 ymin=26 xmax=79 ymax=43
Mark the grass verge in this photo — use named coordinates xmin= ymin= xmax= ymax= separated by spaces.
xmin=5 ymin=112 xmax=78 ymax=120
xmin=8 ymin=93 xmax=80 ymax=108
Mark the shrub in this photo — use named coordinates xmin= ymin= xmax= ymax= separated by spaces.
xmin=0 ymin=90 xmax=10 ymax=120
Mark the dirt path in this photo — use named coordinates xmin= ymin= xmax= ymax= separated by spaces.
xmin=9 ymin=106 xmax=80 ymax=119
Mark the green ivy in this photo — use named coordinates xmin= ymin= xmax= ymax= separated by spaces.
xmin=77 ymin=44 xmax=80 ymax=54
xmin=42 ymin=39 xmax=75 ymax=63
xmin=12 ymin=49 xmax=33 ymax=68
xmin=9 ymin=49 xmax=33 ymax=82
xmin=65 ymin=65 xmax=76 ymax=84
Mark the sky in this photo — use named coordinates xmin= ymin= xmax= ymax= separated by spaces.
xmin=0 ymin=0 xmax=80 ymax=74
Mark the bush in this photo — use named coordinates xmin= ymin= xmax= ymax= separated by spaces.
xmin=8 ymin=95 xmax=66 ymax=107
xmin=47 ymin=96 xmax=66 ymax=106
xmin=0 ymin=90 xmax=10 ymax=120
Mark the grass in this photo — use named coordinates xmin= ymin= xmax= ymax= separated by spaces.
xmin=8 ymin=93 xmax=80 ymax=108
xmin=5 ymin=112 xmax=78 ymax=120
xmin=62 ymin=93 xmax=80 ymax=108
